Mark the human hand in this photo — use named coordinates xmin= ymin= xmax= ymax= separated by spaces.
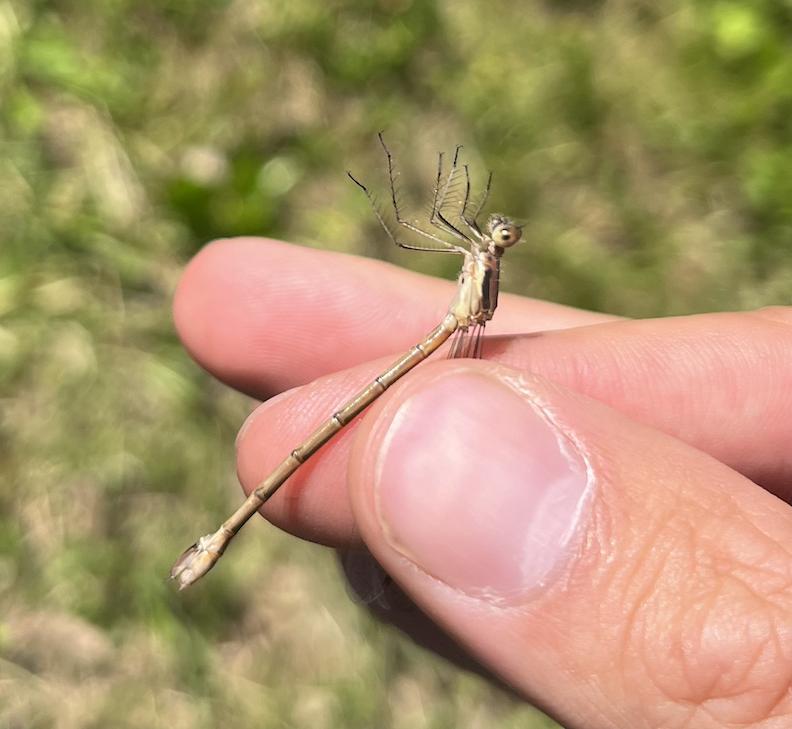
xmin=175 ymin=237 xmax=792 ymax=729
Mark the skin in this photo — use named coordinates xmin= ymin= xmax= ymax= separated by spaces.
xmin=175 ymin=237 xmax=792 ymax=729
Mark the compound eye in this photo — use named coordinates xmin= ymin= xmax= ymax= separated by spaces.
xmin=495 ymin=224 xmax=521 ymax=247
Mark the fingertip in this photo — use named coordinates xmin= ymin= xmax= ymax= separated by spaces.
xmin=173 ymin=237 xmax=301 ymax=396
xmin=173 ymin=237 xmax=257 ymax=371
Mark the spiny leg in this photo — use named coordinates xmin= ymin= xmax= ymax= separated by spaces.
xmin=346 ymin=171 xmax=460 ymax=255
xmin=429 ymin=146 xmax=474 ymax=243
xmin=466 ymin=170 xmax=493 ymax=233
xmin=460 ymin=163 xmax=472 ymax=221
xmin=427 ymin=150 xmax=447 ymax=235
xmin=377 ymin=133 xmax=467 ymax=253
xmin=458 ymin=164 xmax=483 ymax=241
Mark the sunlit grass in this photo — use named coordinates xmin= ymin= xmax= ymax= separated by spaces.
xmin=2 ymin=0 xmax=792 ymax=726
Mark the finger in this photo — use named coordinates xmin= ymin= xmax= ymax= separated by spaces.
xmin=236 ymin=308 xmax=792 ymax=547
xmin=489 ymin=306 xmax=792 ymax=490
xmin=173 ymin=237 xmax=617 ymax=397
xmin=347 ymin=361 xmax=792 ymax=728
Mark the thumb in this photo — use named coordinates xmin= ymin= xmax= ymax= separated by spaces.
xmin=348 ymin=361 xmax=792 ymax=729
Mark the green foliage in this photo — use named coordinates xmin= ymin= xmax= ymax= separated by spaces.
xmin=2 ymin=0 xmax=792 ymax=727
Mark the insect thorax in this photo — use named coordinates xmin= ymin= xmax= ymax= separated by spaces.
xmin=449 ymin=247 xmax=502 ymax=327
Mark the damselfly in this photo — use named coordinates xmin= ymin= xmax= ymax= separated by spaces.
xmin=170 ymin=134 xmax=524 ymax=589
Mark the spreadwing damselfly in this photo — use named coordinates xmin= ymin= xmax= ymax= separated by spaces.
xmin=171 ymin=134 xmax=524 ymax=589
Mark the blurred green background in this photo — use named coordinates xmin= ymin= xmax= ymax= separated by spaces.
xmin=2 ymin=0 xmax=791 ymax=727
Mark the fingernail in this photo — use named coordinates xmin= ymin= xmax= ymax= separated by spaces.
xmin=375 ymin=371 xmax=591 ymax=601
